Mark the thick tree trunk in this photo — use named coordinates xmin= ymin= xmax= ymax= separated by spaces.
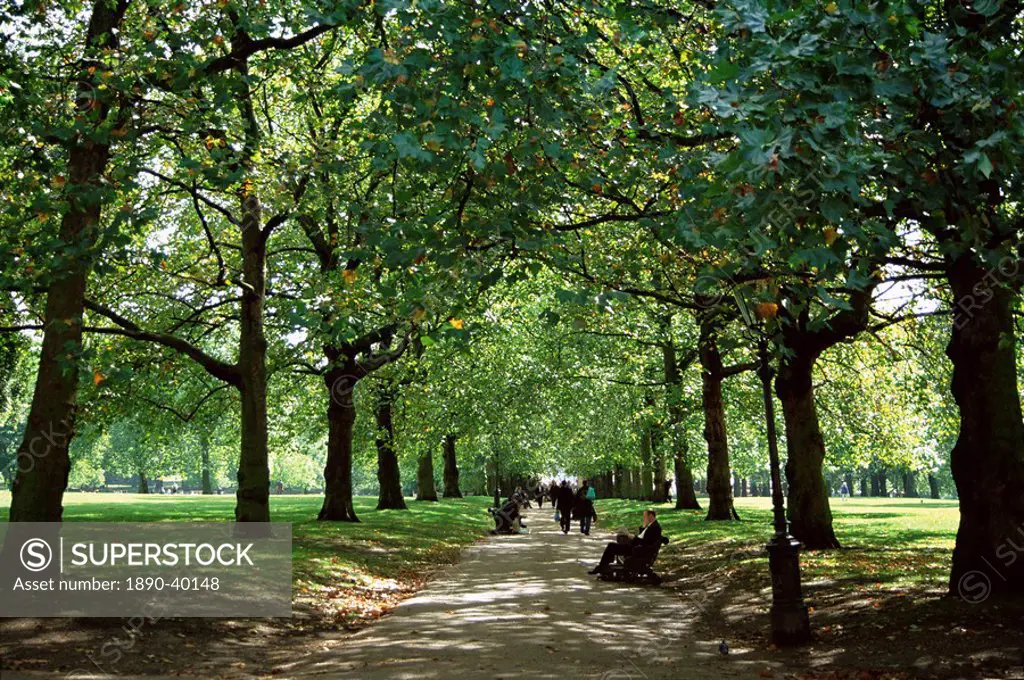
xmin=777 ymin=353 xmax=840 ymax=549
xmin=640 ymin=429 xmax=654 ymax=500
xmin=870 ymin=471 xmax=881 ymax=497
xmin=700 ymin=324 xmax=738 ymax=521
xmin=137 ymin=471 xmax=149 ymax=494
xmin=663 ymin=342 xmax=700 ymax=510
xmin=902 ymin=470 xmax=918 ymax=498
xmin=741 ymin=478 xmax=748 ymax=497
xmin=441 ymin=433 xmax=461 ymax=498
xmin=877 ymin=472 xmax=888 ymax=497
xmin=860 ymin=476 xmax=868 ymax=497
xmin=416 ymin=451 xmax=438 ymax=501
xmin=946 ymin=256 xmax=1024 ymax=596
xmin=375 ymin=384 xmax=406 ymax=510
xmin=7 ymin=0 xmax=130 ymax=523
xmin=234 ymin=173 xmax=271 ymax=523
xmin=319 ymin=370 xmax=360 ymax=521
xmin=674 ymin=447 xmax=701 ymax=510
xmin=928 ymin=473 xmax=940 ymax=500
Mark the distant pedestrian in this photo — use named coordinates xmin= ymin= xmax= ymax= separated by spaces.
xmin=839 ymin=481 xmax=850 ymax=499
xmin=577 ymin=484 xmax=597 ymax=535
xmin=556 ymin=481 xmax=575 ymax=534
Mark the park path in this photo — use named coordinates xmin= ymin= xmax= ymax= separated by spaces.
xmin=277 ymin=509 xmax=767 ymax=680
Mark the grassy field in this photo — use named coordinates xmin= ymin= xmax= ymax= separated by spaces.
xmin=595 ymin=496 xmax=960 ymax=589
xmin=0 ymin=492 xmax=958 ymax=591
xmin=0 ymin=491 xmax=495 ymax=625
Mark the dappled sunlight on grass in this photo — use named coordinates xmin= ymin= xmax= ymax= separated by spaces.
xmin=594 ymin=496 xmax=959 ymax=592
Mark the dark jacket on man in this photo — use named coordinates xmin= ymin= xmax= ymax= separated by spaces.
xmin=632 ymin=519 xmax=662 ymax=548
xmin=556 ymin=485 xmax=575 ymax=512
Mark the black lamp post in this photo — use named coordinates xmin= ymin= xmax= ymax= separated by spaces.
xmin=756 ymin=336 xmax=811 ymax=645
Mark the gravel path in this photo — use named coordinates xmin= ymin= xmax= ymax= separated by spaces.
xmin=275 ymin=509 xmax=765 ymax=679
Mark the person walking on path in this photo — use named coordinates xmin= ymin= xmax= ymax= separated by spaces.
xmin=556 ymin=480 xmax=575 ymax=534
xmin=578 ymin=484 xmax=598 ymax=535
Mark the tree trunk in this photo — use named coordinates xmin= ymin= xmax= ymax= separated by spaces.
xmin=741 ymin=478 xmax=748 ymax=497
xmin=870 ymin=471 xmax=881 ymax=497
xmin=928 ymin=473 xmax=940 ymax=500
xmin=319 ymin=370 xmax=360 ymax=521
xmin=232 ymin=66 xmax=272 ymax=524
xmin=7 ymin=0 xmax=130 ymax=523
xmin=700 ymin=322 xmax=738 ymax=521
xmin=663 ymin=342 xmax=700 ymax=510
xmin=651 ymin=454 xmax=667 ymax=501
xmin=137 ymin=471 xmax=149 ymax=494
xmin=416 ymin=450 xmax=438 ymax=501
xmin=441 ymin=433 xmax=461 ymax=498
xmin=844 ymin=472 xmax=854 ymax=497
xmin=200 ymin=436 xmax=213 ymax=495
xmin=902 ymin=470 xmax=918 ymax=498
xmin=613 ymin=464 xmax=625 ymax=498
xmin=860 ymin=475 xmax=868 ymax=497
xmin=674 ymin=447 xmax=701 ymax=510
xmin=640 ymin=428 xmax=654 ymax=500
xmin=946 ymin=255 xmax=1024 ymax=596
xmin=776 ymin=352 xmax=840 ymax=549
xmin=375 ymin=384 xmax=406 ymax=510
xmin=651 ymin=440 xmax=667 ymax=503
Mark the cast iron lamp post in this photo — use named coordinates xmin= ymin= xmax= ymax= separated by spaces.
xmin=736 ymin=294 xmax=811 ymax=646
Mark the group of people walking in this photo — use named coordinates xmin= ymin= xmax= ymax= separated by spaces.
xmin=536 ymin=479 xmax=598 ymax=535
xmin=508 ymin=479 xmax=666 ymax=579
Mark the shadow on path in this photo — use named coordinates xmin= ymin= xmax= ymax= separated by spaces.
xmin=276 ymin=511 xmax=768 ymax=679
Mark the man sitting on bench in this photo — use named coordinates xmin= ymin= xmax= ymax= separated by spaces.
xmin=588 ymin=508 xmax=662 ymax=575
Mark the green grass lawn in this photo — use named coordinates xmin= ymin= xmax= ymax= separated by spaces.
xmin=0 ymin=491 xmax=494 ymax=625
xmin=595 ymin=496 xmax=959 ymax=590
xmin=1 ymin=492 xmax=959 ymax=604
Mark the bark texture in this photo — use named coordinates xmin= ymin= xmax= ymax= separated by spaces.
xmin=442 ymin=434 xmax=462 ymax=498
xmin=946 ymin=255 xmax=1024 ymax=596
xmin=777 ymin=353 xmax=839 ymax=548
xmin=374 ymin=384 xmax=406 ymax=510
xmin=700 ymin=317 xmax=738 ymax=521
xmin=416 ymin=451 xmax=437 ymax=501
xmin=8 ymin=0 xmax=131 ymax=523
xmin=319 ymin=369 xmax=360 ymax=521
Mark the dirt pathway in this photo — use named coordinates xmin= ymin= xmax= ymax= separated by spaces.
xmin=3 ymin=510 xmax=786 ymax=680
xmin=273 ymin=510 xmax=774 ymax=679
